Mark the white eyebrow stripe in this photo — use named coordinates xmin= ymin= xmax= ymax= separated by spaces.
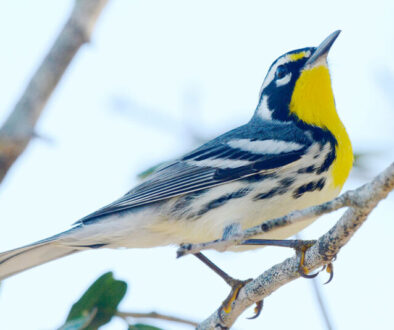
xmin=256 ymin=95 xmax=272 ymax=120
xmin=275 ymin=72 xmax=292 ymax=87
xmin=227 ymin=139 xmax=304 ymax=154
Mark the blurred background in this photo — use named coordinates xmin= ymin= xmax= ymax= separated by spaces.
xmin=0 ymin=0 xmax=393 ymax=329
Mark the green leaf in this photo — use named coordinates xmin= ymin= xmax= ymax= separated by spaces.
xmin=64 ymin=272 xmax=127 ymax=330
xmin=58 ymin=309 xmax=97 ymax=330
xmin=128 ymin=324 xmax=163 ymax=330
xmin=137 ymin=162 xmax=168 ymax=180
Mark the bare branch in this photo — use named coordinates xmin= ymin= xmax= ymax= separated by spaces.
xmin=195 ymin=162 xmax=394 ymax=329
xmin=0 ymin=0 xmax=109 ymax=184
xmin=117 ymin=311 xmax=198 ymax=327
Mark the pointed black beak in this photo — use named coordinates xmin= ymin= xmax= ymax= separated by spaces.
xmin=305 ymin=30 xmax=341 ymax=66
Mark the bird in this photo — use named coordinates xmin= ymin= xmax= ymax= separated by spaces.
xmin=0 ymin=31 xmax=353 ymax=290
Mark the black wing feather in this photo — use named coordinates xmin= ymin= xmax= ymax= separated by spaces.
xmin=78 ymin=120 xmax=312 ymax=224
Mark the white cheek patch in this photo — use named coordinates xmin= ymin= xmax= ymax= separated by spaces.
xmin=227 ymin=139 xmax=304 ymax=154
xmin=256 ymin=95 xmax=272 ymax=120
xmin=275 ymin=72 xmax=292 ymax=87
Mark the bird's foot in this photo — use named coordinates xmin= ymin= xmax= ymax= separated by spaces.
xmin=193 ymin=253 xmax=263 ymax=319
xmin=241 ymin=239 xmax=329 ymax=279
xmin=293 ymin=240 xmax=320 ymax=278
xmin=218 ymin=277 xmax=263 ymax=320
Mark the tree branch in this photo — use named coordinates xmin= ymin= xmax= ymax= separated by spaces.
xmin=183 ymin=162 xmax=394 ymax=329
xmin=116 ymin=311 xmax=198 ymax=327
xmin=0 ymin=0 xmax=109 ymax=185
xmin=177 ymin=163 xmax=394 ymax=257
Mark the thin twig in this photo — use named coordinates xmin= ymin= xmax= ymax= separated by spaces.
xmin=309 ymin=276 xmax=334 ymax=330
xmin=0 ymin=0 xmax=109 ymax=185
xmin=117 ymin=311 xmax=198 ymax=327
xmin=196 ymin=162 xmax=394 ymax=329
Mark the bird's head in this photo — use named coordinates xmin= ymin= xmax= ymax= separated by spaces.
xmin=255 ymin=30 xmax=341 ymax=128
xmin=253 ymin=30 xmax=353 ymax=188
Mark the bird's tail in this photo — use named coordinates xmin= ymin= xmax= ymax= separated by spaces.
xmin=0 ymin=232 xmax=79 ymax=280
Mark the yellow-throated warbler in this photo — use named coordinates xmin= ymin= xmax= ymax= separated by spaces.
xmin=0 ymin=31 xmax=353 ymax=284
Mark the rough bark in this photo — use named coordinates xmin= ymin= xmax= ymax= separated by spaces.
xmin=0 ymin=0 xmax=109 ymax=184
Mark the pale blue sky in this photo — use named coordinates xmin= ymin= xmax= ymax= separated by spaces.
xmin=0 ymin=1 xmax=393 ymax=329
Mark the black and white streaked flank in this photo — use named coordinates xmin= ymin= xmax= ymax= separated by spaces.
xmin=0 ymin=31 xmax=351 ymax=280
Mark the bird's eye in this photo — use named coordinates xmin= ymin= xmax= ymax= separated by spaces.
xmin=275 ymin=65 xmax=288 ymax=79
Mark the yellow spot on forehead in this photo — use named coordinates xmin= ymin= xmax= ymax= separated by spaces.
xmin=288 ymin=51 xmax=307 ymax=62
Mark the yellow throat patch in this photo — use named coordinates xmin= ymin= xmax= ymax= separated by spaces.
xmin=289 ymin=65 xmax=353 ymax=188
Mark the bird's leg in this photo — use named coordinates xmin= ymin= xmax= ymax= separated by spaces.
xmin=241 ymin=239 xmax=322 ymax=278
xmin=193 ymin=252 xmax=242 ymax=287
xmin=193 ymin=252 xmax=263 ymax=318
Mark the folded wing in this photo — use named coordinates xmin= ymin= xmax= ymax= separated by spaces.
xmin=78 ymin=121 xmax=312 ymax=223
